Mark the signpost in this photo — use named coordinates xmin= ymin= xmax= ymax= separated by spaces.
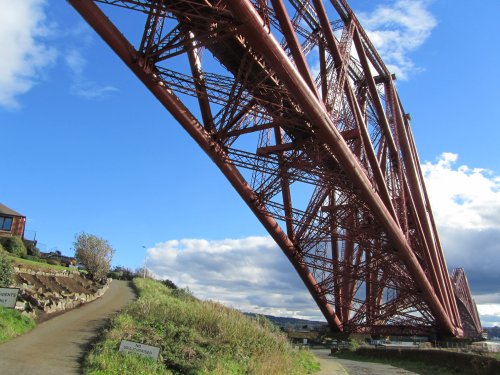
xmin=0 ymin=288 xmax=19 ymax=308
xmin=119 ymin=340 xmax=160 ymax=360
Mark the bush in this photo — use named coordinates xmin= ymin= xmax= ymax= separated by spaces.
xmin=348 ymin=338 xmax=363 ymax=351
xmin=46 ymin=259 xmax=61 ymax=266
xmin=0 ymin=252 xmax=14 ymax=287
xmin=111 ymin=266 xmax=135 ymax=280
xmin=74 ymin=232 xmax=115 ymax=282
xmin=25 ymin=243 xmax=40 ymax=258
xmin=161 ymin=279 xmax=178 ymax=290
xmin=0 ymin=236 xmax=27 ymax=258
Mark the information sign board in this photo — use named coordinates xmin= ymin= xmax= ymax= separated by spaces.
xmin=0 ymin=288 xmax=19 ymax=308
xmin=119 ymin=340 xmax=160 ymax=360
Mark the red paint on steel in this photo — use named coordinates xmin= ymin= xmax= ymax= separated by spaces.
xmin=68 ymin=0 xmax=343 ymax=332
xmin=223 ymin=0 xmax=457 ymax=336
xmin=67 ymin=0 xmax=481 ymax=338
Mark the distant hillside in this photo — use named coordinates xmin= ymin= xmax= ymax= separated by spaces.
xmin=484 ymin=326 xmax=500 ymax=339
xmin=245 ymin=313 xmax=327 ymax=331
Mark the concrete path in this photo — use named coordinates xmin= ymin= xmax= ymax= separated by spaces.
xmin=312 ymin=349 xmax=418 ymax=375
xmin=311 ymin=349 xmax=348 ymax=374
xmin=334 ymin=357 xmax=418 ymax=375
xmin=0 ymin=280 xmax=134 ymax=375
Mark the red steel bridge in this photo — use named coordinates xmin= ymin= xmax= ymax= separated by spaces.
xmin=69 ymin=0 xmax=482 ymax=338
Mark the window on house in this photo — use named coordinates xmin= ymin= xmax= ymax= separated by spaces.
xmin=0 ymin=216 xmax=13 ymax=231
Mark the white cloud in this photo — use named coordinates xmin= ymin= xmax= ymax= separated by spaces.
xmin=423 ymin=153 xmax=500 ymax=325
xmin=477 ymin=304 xmax=500 ymax=327
xmin=146 ymin=153 xmax=500 ymax=326
xmin=477 ymin=304 xmax=500 ymax=317
xmin=423 ymin=152 xmax=500 ymax=231
xmin=63 ymin=26 xmax=118 ymax=99
xmin=422 ymin=153 xmax=500 ymax=276
xmin=146 ymin=237 xmax=323 ymax=320
xmin=0 ymin=0 xmax=56 ymax=108
xmin=358 ymin=0 xmax=437 ymax=79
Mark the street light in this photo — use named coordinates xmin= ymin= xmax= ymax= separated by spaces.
xmin=142 ymin=245 xmax=148 ymax=278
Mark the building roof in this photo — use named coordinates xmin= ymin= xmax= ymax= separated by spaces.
xmin=0 ymin=203 xmax=24 ymax=217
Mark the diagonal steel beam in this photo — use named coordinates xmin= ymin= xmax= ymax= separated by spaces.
xmin=223 ymin=0 xmax=459 ymax=336
xmin=68 ymin=0 xmax=344 ymax=331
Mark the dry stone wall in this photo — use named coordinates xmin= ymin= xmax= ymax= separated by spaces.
xmin=13 ymin=266 xmax=111 ymax=319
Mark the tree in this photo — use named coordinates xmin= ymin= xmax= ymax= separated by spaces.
xmin=135 ymin=266 xmax=155 ymax=279
xmin=74 ymin=232 xmax=115 ymax=282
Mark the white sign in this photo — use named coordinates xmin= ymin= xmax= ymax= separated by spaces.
xmin=0 ymin=288 xmax=19 ymax=308
xmin=119 ymin=340 xmax=160 ymax=360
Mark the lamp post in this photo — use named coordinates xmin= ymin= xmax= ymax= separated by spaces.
xmin=142 ymin=245 xmax=147 ymax=278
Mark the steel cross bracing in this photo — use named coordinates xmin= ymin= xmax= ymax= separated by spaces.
xmin=70 ymin=0 xmax=481 ymax=337
xmin=451 ymin=268 xmax=483 ymax=338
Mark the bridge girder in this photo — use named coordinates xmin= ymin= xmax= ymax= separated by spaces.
xmin=69 ymin=0 xmax=481 ymax=337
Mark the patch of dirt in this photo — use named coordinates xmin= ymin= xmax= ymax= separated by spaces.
xmin=15 ymin=272 xmax=98 ymax=295
xmin=55 ymin=275 xmax=97 ymax=294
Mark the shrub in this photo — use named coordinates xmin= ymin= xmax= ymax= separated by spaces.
xmin=46 ymin=259 xmax=61 ymax=266
xmin=74 ymin=232 xmax=115 ymax=282
xmin=108 ymin=271 xmax=121 ymax=280
xmin=25 ymin=243 xmax=40 ymax=258
xmin=348 ymin=338 xmax=363 ymax=351
xmin=0 ymin=252 xmax=14 ymax=287
xmin=0 ymin=236 xmax=27 ymax=258
xmin=108 ymin=266 xmax=135 ymax=280
xmin=161 ymin=279 xmax=178 ymax=290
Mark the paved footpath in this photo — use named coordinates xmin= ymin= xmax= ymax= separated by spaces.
xmin=0 ymin=280 xmax=134 ymax=375
xmin=312 ymin=349 xmax=418 ymax=375
xmin=312 ymin=349 xmax=349 ymax=374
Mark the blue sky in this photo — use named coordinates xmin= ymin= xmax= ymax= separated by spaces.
xmin=1 ymin=0 xmax=499 ymax=325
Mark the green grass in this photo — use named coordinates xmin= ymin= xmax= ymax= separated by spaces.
xmin=84 ymin=278 xmax=320 ymax=375
xmin=487 ymin=352 xmax=500 ymax=361
xmin=0 ymin=250 xmax=72 ymax=272
xmin=333 ymin=350 xmax=466 ymax=375
xmin=0 ymin=306 xmax=36 ymax=343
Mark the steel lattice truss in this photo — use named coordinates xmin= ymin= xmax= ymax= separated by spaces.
xmin=70 ymin=0 xmax=481 ymax=337
xmin=451 ymin=269 xmax=482 ymax=338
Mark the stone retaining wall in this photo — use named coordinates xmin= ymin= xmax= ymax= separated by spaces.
xmin=13 ymin=266 xmax=111 ymax=319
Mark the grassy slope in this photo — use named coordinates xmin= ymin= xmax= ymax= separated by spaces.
xmin=11 ymin=256 xmax=72 ymax=272
xmin=84 ymin=278 xmax=320 ymax=375
xmin=0 ymin=249 xmax=73 ymax=272
xmin=0 ymin=307 xmax=36 ymax=343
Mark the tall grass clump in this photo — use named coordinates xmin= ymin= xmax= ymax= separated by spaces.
xmin=0 ymin=307 xmax=36 ymax=343
xmin=84 ymin=278 xmax=320 ymax=374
